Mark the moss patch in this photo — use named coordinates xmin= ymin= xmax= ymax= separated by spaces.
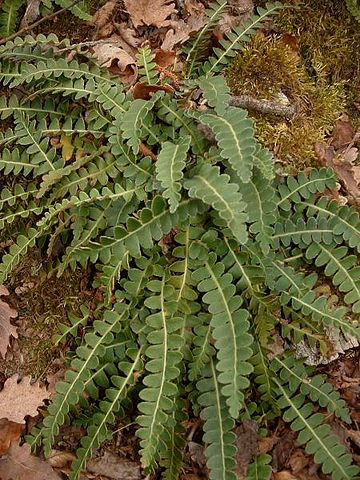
xmin=226 ymin=0 xmax=359 ymax=169
xmin=0 ymin=250 xmax=84 ymax=379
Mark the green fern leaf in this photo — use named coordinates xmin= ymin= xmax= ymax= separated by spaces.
xmin=202 ymin=2 xmax=284 ymax=76
xmin=275 ymin=379 xmax=358 ymax=480
xmin=70 ymin=349 xmax=142 ymax=480
xmin=245 ymin=454 xmax=272 ymax=480
xmin=305 ymin=243 xmax=360 ymax=313
xmin=198 ymin=75 xmax=230 ymax=115
xmin=193 ymin=253 xmax=253 ymax=418
xmin=185 ymin=0 xmax=228 ymax=78
xmin=197 ymin=360 xmax=237 ymax=480
xmin=200 ymin=107 xmax=256 ymax=182
xmin=137 ymin=276 xmax=184 ymax=471
xmin=136 ymin=44 xmax=159 ymax=85
xmin=156 ymin=137 xmax=190 ymax=213
xmin=0 ymin=0 xmax=24 ymax=37
xmin=184 ymin=163 xmax=248 ymax=243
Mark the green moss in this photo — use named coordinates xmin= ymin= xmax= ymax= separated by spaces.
xmin=226 ymin=35 xmax=345 ymax=167
xmin=0 ymin=250 xmax=84 ymax=379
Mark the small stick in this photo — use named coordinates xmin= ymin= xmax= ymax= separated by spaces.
xmin=0 ymin=0 xmax=82 ymax=45
xmin=229 ymin=94 xmax=297 ymax=119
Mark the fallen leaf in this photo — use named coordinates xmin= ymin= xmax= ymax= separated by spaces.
xmin=92 ymin=43 xmax=137 ymax=83
xmin=60 ymin=134 xmax=74 ymax=162
xmin=272 ymin=472 xmax=297 ymax=480
xmin=184 ymin=0 xmax=205 ymax=16
xmin=0 ymin=419 xmax=24 ymax=455
xmin=20 ymin=0 xmax=41 ymax=28
xmin=236 ymin=420 xmax=259 ymax=479
xmin=161 ymin=16 xmax=205 ymax=51
xmin=47 ymin=449 xmax=76 ymax=469
xmin=330 ymin=114 xmax=355 ymax=151
xmin=86 ymin=451 xmax=141 ymax=480
xmin=315 ymin=143 xmax=360 ymax=199
xmin=0 ymin=442 xmax=61 ymax=480
xmin=0 ymin=375 xmax=49 ymax=423
xmin=132 ymin=82 xmax=174 ymax=100
xmin=92 ymin=0 xmax=117 ymax=37
xmin=154 ymin=49 xmax=176 ymax=68
xmin=124 ymin=0 xmax=176 ymax=28
xmin=114 ymin=22 xmax=141 ymax=48
xmin=0 ymin=285 xmax=18 ymax=359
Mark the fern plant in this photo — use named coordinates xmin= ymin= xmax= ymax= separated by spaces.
xmin=0 ymin=2 xmax=359 ymax=480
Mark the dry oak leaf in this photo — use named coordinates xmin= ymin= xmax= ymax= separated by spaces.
xmin=0 ymin=419 xmax=24 ymax=456
xmin=0 ymin=285 xmax=18 ymax=359
xmin=92 ymin=43 xmax=137 ymax=84
xmin=124 ymin=0 xmax=176 ymax=28
xmin=0 ymin=375 xmax=49 ymax=423
xmin=0 ymin=442 xmax=61 ymax=480
xmin=161 ymin=16 xmax=205 ymax=51
xmin=92 ymin=0 xmax=117 ymax=37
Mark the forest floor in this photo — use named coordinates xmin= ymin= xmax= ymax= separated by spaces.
xmin=0 ymin=0 xmax=359 ymax=479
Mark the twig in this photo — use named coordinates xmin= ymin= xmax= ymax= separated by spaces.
xmin=0 ymin=0 xmax=82 ymax=45
xmin=229 ymin=94 xmax=297 ymax=119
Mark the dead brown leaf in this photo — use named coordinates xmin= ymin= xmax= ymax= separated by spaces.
xmin=0 ymin=419 xmax=24 ymax=455
xmin=161 ymin=16 xmax=205 ymax=51
xmin=154 ymin=49 xmax=176 ymax=68
xmin=0 ymin=375 xmax=49 ymax=423
xmin=184 ymin=0 xmax=205 ymax=16
xmin=0 ymin=285 xmax=18 ymax=359
xmin=0 ymin=442 xmax=61 ymax=480
xmin=124 ymin=0 xmax=176 ymax=28
xmin=86 ymin=451 xmax=141 ymax=480
xmin=47 ymin=449 xmax=76 ymax=469
xmin=236 ymin=420 xmax=259 ymax=479
xmin=272 ymin=472 xmax=297 ymax=480
xmin=132 ymin=82 xmax=174 ymax=100
xmin=92 ymin=0 xmax=117 ymax=37
xmin=315 ymin=143 xmax=360 ymax=199
xmin=92 ymin=43 xmax=137 ymax=83
xmin=20 ymin=0 xmax=41 ymax=28
xmin=330 ymin=114 xmax=355 ymax=151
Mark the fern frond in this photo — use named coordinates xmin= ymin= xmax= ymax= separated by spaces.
xmin=184 ymin=163 xmax=248 ymax=243
xmin=70 ymin=348 xmax=142 ymax=480
xmin=189 ymin=314 xmax=214 ymax=380
xmin=197 ymin=360 xmax=237 ymax=480
xmin=202 ymin=2 xmax=284 ymax=76
xmin=300 ymin=196 xmax=360 ymax=253
xmin=275 ymin=168 xmax=336 ymax=211
xmin=272 ymin=216 xmax=341 ymax=248
xmin=0 ymin=228 xmax=42 ymax=283
xmin=120 ymin=92 xmax=163 ymax=155
xmin=238 ymin=167 xmax=277 ymax=254
xmin=200 ymin=107 xmax=256 ymax=182
xmin=137 ymin=276 xmax=184 ymax=471
xmin=53 ymin=0 xmax=91 ymax=20
xmin=198 ymin=75 xmax=230 ymax=115
xmin=272 ymin=355 xmax=351 ymax=423
xmin=245 ymin=454 xmax=272 ymax=480
xmin=274 ymin=378 xmax=358 ymax=479
xmin=96 ymin=197 xmax=199 ymax=259
xmin=155 ymin=137 xmax=190 ymax=213
xmin=305 ymin=243 xmax=360 ymax=313
xmin=193 ymin=253 xmax=253 ymax=418
xmin=0 ymin=0 xmax=24 ymax=37
xmin=136 ymin=44 xmax=159 ymax=85
xmin=253 ymin=144 xmax=274 ymax=181
xmin=41 ymin=307 xmax=127 ymax=456
xmin=185 ymin=0 xmax=228 ymax=78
